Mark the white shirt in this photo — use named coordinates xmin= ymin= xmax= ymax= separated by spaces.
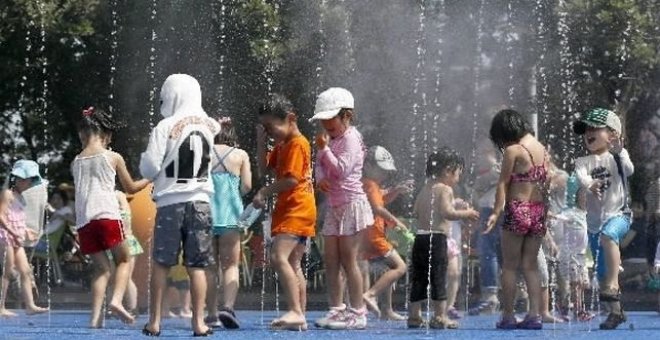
xmin=72 ymin=152 xmax=121 ymax=229
xmin=574 ymin=149 xmax=634 ymax=233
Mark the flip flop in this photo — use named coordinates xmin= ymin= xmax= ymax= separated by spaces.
xmin=218 ymin=308 xmax=240 ymax=329
xmin=142 ymin=324 xmax=160 ymax=337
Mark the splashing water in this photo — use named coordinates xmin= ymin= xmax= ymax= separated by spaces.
xmin=108 ymin=0 xmax=119 ymax=113
xmin=147 ymin=0 xmax=158 ymax=120
xmin=557 ymin=0 xmax=577 ymax=169
xmin=505 ymin=0 xmax=515 ymax=105
xmin=215 ymin=0 xmax=227 ymax=115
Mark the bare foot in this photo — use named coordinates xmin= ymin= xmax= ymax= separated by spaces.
xmin=26 ymin=306 xmax=49 ymax=315
xmin=89 ymin=317 xmax=103 ymax=329
xmin=363 ymin=293 xmax=381 ymax=318
xmin=381 ymin=311 xmax=405 ymax=321
xmin=541 ymin=313 xmax=565 ymax=323
xmin=180 ymin=309 xmax=193 ymax=318
xmin=0 ymin=309 xmax=17 ymax=318
xmin=108 ymin=303 xmax=136 ymax=324
xmin=271 ymin=311 xmax=306 ymax=330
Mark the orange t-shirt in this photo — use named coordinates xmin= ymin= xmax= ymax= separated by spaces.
xmin=362 ymin=178 xmax=393 ymax=259
xmin=268 ymin=135 xmax=316 ymax=237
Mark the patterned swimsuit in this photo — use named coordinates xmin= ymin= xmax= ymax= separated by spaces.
xmin=502 ymin=145 xmax=548 ymax=237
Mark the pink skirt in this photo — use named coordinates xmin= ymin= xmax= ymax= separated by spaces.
xmin=322 ymin=198 xmax=374 ymax=237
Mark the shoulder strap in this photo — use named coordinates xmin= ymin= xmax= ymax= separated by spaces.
xmin=612 ymin=153 xmax=630 ymax=210
xmin=212 ymin=147 xmax=236 ymax=173
xmin=518 ymin=144 xmax=537 ymax=165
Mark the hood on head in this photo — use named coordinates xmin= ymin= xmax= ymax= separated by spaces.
xmin=159 ymin=74 xmax=204 ymax=118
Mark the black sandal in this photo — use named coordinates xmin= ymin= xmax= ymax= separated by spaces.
xmin=193 ymin=328 xmax=214 ymax=337
xmin=142 ymin=324 xmax=160 ymax=337
xmin=218 ymin=308 xmax=241 ymax=329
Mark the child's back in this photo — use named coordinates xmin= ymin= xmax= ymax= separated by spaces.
xmin=414 ymin=182 xmax=453 ymax=235
xmin=73 ymin=151 xmax=121 ymax=228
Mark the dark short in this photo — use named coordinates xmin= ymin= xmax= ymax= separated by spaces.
xmin=153 ymin=201 xmax=214 ymax=268
xmin=409 ymin=233 xmax=448 ymax=303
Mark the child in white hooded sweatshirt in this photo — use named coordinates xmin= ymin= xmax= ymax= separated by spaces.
xmin=140 ymin=74 xmax=220 ymax=337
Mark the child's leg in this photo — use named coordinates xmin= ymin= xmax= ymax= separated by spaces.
xmin=89 ymin=252 xmax=113 ymax=328
xmin=124 ymin=256 xmax=138 ymax=312
xmin=13 ymin=247 xmax=47 ymax=313
xmin=205 ymin=237 xmax=220 ymax=318
xmin=180 ymin=288 xmax=192 ymax=317
xmin=270 ymin=235 xmax=306 ymax=324
xmin=145 ymin=263 xmax=170 ymax=333
xmin=289 ymin=242 xmax=307 ymax=314
xmin=218 ymin=231 xmax=241 ymax=311
xmin=520 ymin=236 xmax=543 ymax=318
xmin=445 ymin=255 xmax=460 ymax=312
xmin=500 ymin=231 xmax=525 ymax=319
xmin=364 ymin=252 xmax=406 ymax=317
xmin=186 ymin=267 xmax=209 ymax=333
xmin=108 ymin=242 xmax=135 ymax=323
xmin=600 ymin=235 xmax=621 ymax=292
xmin=380 ymin=283 xmax=404 ymax=320
xmin=359 ymin=260 xmax=370 ymax=294
xmin=323 ymin=236 xmax=343 ymax=308
xmin=0 ymin=244 xmax=17 ymax=316
xmin=338 ymin=234 xmax=365 ymax=310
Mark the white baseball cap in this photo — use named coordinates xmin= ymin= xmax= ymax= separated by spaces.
xmin=367 ymin=146 xmax=396 ymax=171
xmin=309 ymin=87 xmax=354 ymax=122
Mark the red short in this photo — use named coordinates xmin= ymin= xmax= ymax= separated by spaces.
xmin=78 ymin=219 xmax=124 ymax=255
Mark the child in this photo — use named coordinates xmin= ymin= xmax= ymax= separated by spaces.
xmin=446 ymin=200 xmax=468 ymax=320
xmin=484 ymin=109 xmax=550 ymax=330
xmin=140 ymin=74 xmax=220 ymax=337
xmin=408 ymin=148 xmax=480 ymax=329
xmin=116 ymin=191 xmax=142 ymax=316
xmin=360 ymin=145 xmax=411 ymax=321
xmin=311 ymin=88 xmax=373 ymax=330
xmin=206 ymin=117 xmax=252 ymax=329
xmin=72 ymin=107 xmax=150 ymax=327
xmin=555 ymin=174 xmax=592 ymax=321
xmin=0 ymin=160 xmax=49 ymax=317
xmin=253 ymin=94 xmax=316 ymax=330
xmin=573 ymin=108 xmax=633 ymax=329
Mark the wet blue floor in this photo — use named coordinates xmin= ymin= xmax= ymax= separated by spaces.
xmin=0 ymin=310 xmax=658 ymax=339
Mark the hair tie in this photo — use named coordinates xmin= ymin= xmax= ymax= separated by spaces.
xmin=218 ymin=116 xmax=232 ymax=125
xmin=82 ymin=106 xmax=95 ymax=117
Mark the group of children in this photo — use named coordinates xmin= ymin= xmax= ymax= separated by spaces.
xmin=0 ymin=71 xmax=641 ymax=334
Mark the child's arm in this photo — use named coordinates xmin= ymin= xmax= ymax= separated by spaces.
xmin=113 ymin=152 xmax=151 ymax=194
xmin=139 ymin=127 xmax=167 ymax=180
xmin=437 ymin=186 xmax=480 ymax=222
xmin=485 ymin=146 xmax=516 ymax=233
xmin=372 ymin=205 xmax=408 ymax=229
xmin=316 ymin=132 xmax=361 ymax=179
xmin=252 ymin=176 xmax=297 ymax=208
xmin=383 ymin=180 xmax=414 ymax=204
xmin=617 ymin=147 xmax=634 ymax=177
xmin=240 ymin=151 xmax=253 ymax=195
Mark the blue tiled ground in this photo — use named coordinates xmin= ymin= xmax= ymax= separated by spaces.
xmin=0 ymin=310 xmax=658 ymax=339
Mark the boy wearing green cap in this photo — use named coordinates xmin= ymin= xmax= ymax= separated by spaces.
xmin=573 ymin=108 xmax=633 ymax=330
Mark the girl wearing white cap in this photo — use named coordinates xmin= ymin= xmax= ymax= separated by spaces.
xmin=312 ymin=87 xmax=374 ymax=330
xmin=0 ymin=160 xmax=49 ymax=317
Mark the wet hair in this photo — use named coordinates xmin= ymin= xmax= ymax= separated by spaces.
xmin=426 ymin=147 xmax=464 ymax=179
xmin=489 ymin=109 xmax=534 ymax=150
xmin=215 ymin=118 xmax=239 ymax=147
xmin=258 ymin=94 xmax=295 ymax=120
xmin=77 ymin=106 xmax=122 ymax=139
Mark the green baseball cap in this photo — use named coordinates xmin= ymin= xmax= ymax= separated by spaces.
xmin=572 ymin=108 xmax=621 ymax=135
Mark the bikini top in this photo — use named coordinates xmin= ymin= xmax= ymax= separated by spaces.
xmin=509 ymin=144 xmax=547 ymax=184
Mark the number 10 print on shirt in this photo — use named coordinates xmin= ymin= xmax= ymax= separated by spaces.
xmin=165 ymin=130 xmax=211 ymax=183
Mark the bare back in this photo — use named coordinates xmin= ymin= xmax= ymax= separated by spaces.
xmin=212 ymin=144 xmax=252 ymax=194
xmin=414 ymin=182 xmax=454 ymax=234
xmin=504 ymin=135 xmax=548 ymax=202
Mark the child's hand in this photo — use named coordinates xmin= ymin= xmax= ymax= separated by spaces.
xmin=252 ymin=190 xmax=267 ymax=209
xmin=317 ymin=178 xmax=332 ymax=193
xmin=608 ymin=134 xmax=623 ymax=154
xmin=547 ymin=240 xmax=560 ymax=259
xmin=396 ymin=180 xmax=414 ymax=195
xmin=454 ymin=198 xmax=470 ymax=210
xmin=588 ymin=180 xmax=605 ymax=199
xmin=315 ymin=132 xmax=329 ymax=149
xmin=463 ymin=208 xmax=480 ymax=222
xmin=484 ymin=213 xmax=498 ymax=234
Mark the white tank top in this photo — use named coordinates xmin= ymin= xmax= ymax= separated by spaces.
xmin=72 ymin=151 xmax=120 ymax=229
